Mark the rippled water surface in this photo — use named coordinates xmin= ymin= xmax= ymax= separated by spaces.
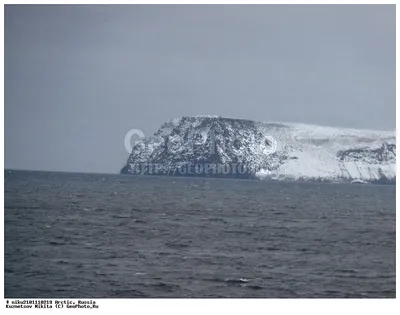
xmin=4 ymin=170 xmax=396 ymax=298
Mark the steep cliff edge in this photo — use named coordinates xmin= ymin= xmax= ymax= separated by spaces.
xmin=121 ymin=116 xmax=395 ymax=184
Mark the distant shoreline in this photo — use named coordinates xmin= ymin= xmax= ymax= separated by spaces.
xmin=5 ymin=168 xmax=395 ymax=186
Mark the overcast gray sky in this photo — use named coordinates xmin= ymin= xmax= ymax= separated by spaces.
xmin=5 ymin=5 xmax=396 ymax=174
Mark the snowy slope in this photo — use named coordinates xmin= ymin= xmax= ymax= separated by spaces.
xmin=122 ymin=116 xmax=396 ymax=183
xmin=256 ymin=122 xmax=395 ymax=182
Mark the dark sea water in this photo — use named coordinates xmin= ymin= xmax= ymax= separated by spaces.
xmin=4 ymin=170 xmax=396 ymax=298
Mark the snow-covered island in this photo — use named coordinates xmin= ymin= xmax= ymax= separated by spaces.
xmin=121 ymin=116 xmax=396 ymax=184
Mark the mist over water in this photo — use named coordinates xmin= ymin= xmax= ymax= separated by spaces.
xmin=5 ymin=170 xmax=395 ymax=298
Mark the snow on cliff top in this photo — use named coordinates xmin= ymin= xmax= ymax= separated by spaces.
xmin=166 ymin=116 xmax=394 ymax=135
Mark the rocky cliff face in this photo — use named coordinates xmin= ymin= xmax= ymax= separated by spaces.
xmin=121 ymin=116 xmax=396 ymax=184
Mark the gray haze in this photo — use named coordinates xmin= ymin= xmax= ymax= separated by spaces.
xmin=5 ymin=5 xmax=396 ymax=173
